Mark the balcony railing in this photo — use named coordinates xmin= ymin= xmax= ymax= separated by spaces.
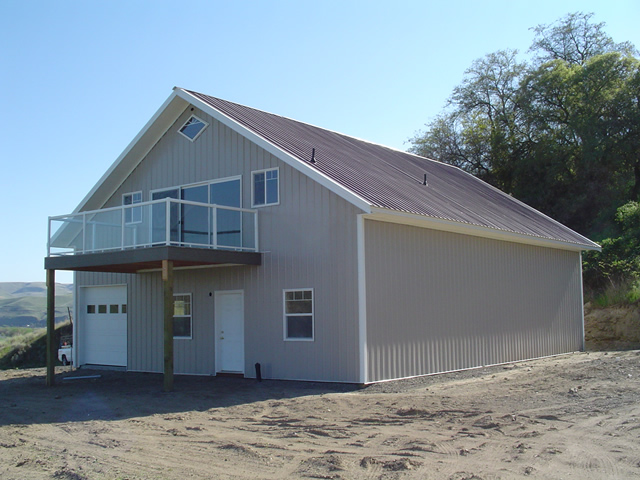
xmin=48 ymin=198 xmax=258 ymax=256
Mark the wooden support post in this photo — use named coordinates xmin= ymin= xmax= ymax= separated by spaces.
xmin=162 ymin=260 xmax=174 ymax=392
xmin=46 ymin=269 xmax=56 ymax=386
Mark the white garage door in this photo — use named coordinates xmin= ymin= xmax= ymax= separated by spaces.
xmin=81 ymin=286 xmax=127 ymax=367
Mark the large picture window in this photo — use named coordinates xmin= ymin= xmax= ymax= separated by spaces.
xmin=173 ymin=293 xmax=192 ymax=339
xmin=283 ymin=289 xmax=314 ymax=341
xmin=252 ymin=168 xmax=279 ymax=207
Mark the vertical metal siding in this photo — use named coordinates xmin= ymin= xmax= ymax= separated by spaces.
xmin=77 ymin=108 xmax=362 ymax=382
xmin=364 ymin=219 xmax=584 ymax=383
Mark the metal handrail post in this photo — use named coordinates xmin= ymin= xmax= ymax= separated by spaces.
xmin=47 ymin=218 xmax=51 ymax=257
xmin=165 ymin=198 xmax=171 ymax=246
xmin=121 ymin=209 xmax=125 ymax=249
xmin=211 ymin=206 xmax=217 ymax=249
xmin=254 ymin=211 xmax=259 ymax=251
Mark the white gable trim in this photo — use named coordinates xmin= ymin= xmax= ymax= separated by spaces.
xmin=367 ymin=207 xmax=601 ymax=252
xmin=174 ymin=88 xmax=372 ymax=214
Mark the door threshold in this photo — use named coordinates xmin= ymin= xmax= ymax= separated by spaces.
xmin=216 ymin=372 xmax=245 ymax=378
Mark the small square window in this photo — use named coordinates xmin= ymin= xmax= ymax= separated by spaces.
xmin=98 ymin=304 xmax=107 ymax=314
xmin=109 ymin=304 xmax=119 ymax=314
xmin=252 ymin=168 xmax=279 ymax=207
xmin=122 ymin=304 xmax=127 ymax=314
xmin=87 ymin=305 xmax=96 ymax=314
xmin=179 ymin=115 xmax=208 ymax=141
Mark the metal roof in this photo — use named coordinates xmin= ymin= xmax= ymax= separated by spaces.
xmin=185 ymin=89 xmax=598 ymax=250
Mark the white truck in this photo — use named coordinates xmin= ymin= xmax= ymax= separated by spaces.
xmin=58 ymin=335 xmax=73 ymax=365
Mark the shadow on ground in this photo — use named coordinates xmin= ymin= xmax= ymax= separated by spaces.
xmin=0 ymin=367 xmax=359 ymax=427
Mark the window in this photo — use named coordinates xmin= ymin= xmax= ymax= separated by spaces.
xmin=284 ymin=289 xmax=314 ymax=340
xmin=179 ymin=115 xmax=208 ymax=141
xmin=252 ymin=168 xmax=279 ymax=207
xmin=87 ymin=305 xmax=96 ymax=314
xmin=123 ymin=191 xmax=142 ymax=224
xmin=173 ymin=294 xmax=192 ymax=339
xmin=151 ymin=177 xmax=242 ymax=247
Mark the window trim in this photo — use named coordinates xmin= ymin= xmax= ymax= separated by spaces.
xmin=178 ymin=114 xmax=208 ymax=142
xmin=173 ymin=293 xmax=193 ymax=340
xmin=123 ymin=191 xmax=143 ymax=225
xmin=251 ymin=167 xmax=280 ymax=208
xmin=283 ymin=288 xmax=314 ymax=342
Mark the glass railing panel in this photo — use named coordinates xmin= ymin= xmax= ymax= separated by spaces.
xmin=49 ymin=215 xmax=84 ymax=255
xmin=123 ymin=204 xmax=152 ymax=248
xmin=181 ymin=203 xmax=211 ymax=247
xmin=241 ymin=211 xmax=257 ymax=250
xmin=48 ymin=199 xmax=258 ymax=256
xmin=84 ymin=209 xmax=122 ymax=252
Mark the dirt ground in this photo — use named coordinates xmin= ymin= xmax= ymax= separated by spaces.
xmin=1 ymin=349 xmax=639 ymax=480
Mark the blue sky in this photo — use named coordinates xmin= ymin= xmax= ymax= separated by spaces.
xmin=1 ymin=0 xmax=638 ymax=283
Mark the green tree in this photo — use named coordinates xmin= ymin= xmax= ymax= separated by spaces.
xmin=517 ymin=52 xmax=640 ymax=231
xmin=529 ymin=12 xmax=637 ymax=66
xmin=409 ymin=12 xmax=640 ymax=237
xmin=583 ymin=202 xmax=640 ymax=296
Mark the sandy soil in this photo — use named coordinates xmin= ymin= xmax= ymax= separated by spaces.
xmin=585 ymin=303 xmax=640 ymax=351
xmin=1 ymin=350 xmax=639 ymax=480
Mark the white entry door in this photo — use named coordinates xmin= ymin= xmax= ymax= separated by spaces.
xmin=215 ymin=290 xmax=244 ymax=374
xmin=81 ymin=285 xmax=127 ymax=367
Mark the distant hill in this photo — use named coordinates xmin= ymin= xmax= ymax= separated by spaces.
xmin=0 ymin=282 xmax=73 ymax=327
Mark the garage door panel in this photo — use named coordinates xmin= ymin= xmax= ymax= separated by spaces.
xmin=81 ymin=286 xmax=127 ymax=367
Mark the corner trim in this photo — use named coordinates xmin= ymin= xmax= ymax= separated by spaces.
xmin=357 ymin=214 xmax=368 ymax=384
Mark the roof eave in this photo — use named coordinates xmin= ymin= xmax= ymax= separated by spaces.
xmin=367 ymin=207 xmax=601 ymax=252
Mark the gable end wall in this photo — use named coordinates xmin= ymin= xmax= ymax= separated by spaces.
xmin=76 ymin=106 xmax=363 ymax=382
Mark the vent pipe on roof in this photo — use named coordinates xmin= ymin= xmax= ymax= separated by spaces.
xmin=310 ymin=148 xmax=316 ymax=163
xmin=423 ymin=173 xmax=428 ymax=186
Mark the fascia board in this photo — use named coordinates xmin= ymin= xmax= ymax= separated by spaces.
xmin=72 ymin=91 xmax=189 ymax=214
xmin=174 ymin=88 xmax=372 ymax=214
xmin=367 ymin=207 xmax=602 ymax=252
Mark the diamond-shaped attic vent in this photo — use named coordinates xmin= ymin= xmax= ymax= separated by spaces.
xmin=179 ymin=115 xmax=208 ymax=141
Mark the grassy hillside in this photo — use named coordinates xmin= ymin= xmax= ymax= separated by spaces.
xmin=0 ymin=282 xmax=73 ymax=327
xmin=0 ymin=282 xmax=73 ymax=298
xmin=0 ymin=322 xmax=72 ymax=369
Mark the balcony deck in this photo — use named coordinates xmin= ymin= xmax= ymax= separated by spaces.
xmin=45 ymin=198 xmax=261 ymax=273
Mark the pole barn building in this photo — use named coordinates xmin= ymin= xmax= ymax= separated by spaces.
xmin=44 ymin=88 xmax=600 ymax=388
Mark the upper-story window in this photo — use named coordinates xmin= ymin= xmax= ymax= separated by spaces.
xmin=252 ymin=168 xmax=279 ymax=207
xmin=123 ymin=191 xmax=142 ymax=224
xmin=178 ymin=115 xmax=208 ymax=141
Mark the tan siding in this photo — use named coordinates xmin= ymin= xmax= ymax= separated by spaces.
xmin=364 ymin=220 xmax=584 ymax=383
xmin=78 ymin=108 xmax=362 ymax=382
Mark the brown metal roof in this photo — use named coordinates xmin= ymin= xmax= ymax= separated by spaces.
xmin=186 ymin=90 xmax=598 ymax=249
